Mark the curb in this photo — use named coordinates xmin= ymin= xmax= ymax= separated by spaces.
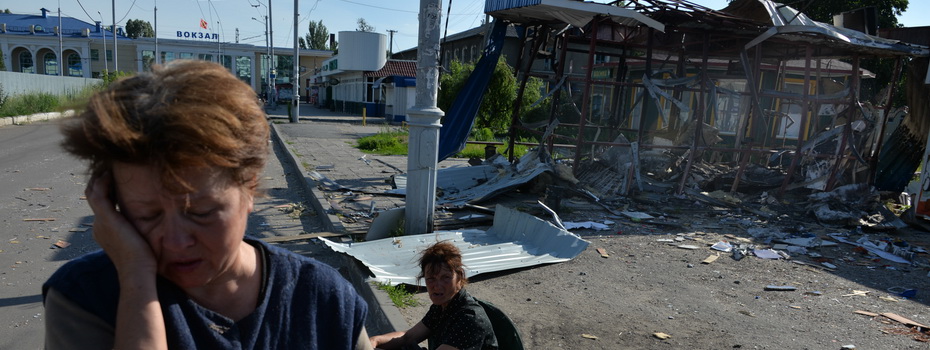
xmin=269 ymin=122 xmax=411 ymax=336
xmin=0 ymin=110 xmax=75 ymax=127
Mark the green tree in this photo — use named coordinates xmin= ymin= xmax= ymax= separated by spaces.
xmin=3 ymin=9 xmax=11 ymax=14
xmin=790 ymin=0 xmax=907 ymax=29
xmin=304 ymin=20 xmax=331 ymax=50
xmin=785 ymin=0 xmax=910 ymax=104
xmin=0 ymin=48 xmax=5 ymax=71
xmin=438 ymin=56 xmax=546 ymax=134
xmin=357 ymin=18 xmax=375 ymax=32
xmin=125 ymin=19 xmax=155 ymax=39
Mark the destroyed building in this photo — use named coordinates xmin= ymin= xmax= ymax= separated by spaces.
xmin=473 ymin=0 xmax=929 ymax=208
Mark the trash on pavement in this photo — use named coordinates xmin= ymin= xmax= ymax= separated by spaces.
xmin=753 ymin=249 xmax=781 ymax=259
xmin=764 ymin=285 xmax=797 ymax=291
xmin=843 ymin=290 xmax=870 ymax=297
xmin=564 ymin=221 xmax=611 ymax=231
xmin=702 ymin=254 xmax=719 ymax=264
xmin=710 ymin=241 xmax=733 ymax=252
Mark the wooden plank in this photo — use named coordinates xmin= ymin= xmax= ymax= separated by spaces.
xmin=882 ymin=312 xmax=929 ymax=329
xmin=853 ymin=310 xmax=879 ymax=317
xmin=261 ymin=232 xmax=347 ymax=243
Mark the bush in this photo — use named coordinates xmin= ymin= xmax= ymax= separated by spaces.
xmin=0 ymin=92 xmax=60 ymax=118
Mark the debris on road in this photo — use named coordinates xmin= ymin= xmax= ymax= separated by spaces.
xmin=320 ymin=205 xmax=590 ymax=286
xmin=764 ymin=285 xmax=797 ymax=291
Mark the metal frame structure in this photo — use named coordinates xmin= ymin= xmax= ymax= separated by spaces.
xmin=487 ymin=0 xmax=927 ymax=197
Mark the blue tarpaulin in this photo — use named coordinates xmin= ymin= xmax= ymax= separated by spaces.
xmin=437 ymin=20 xmax=508 ymax=161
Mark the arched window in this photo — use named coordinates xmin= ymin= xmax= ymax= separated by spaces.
xmin=472 ymin=45 xmax=478 ymax=61
xmin=19 ymin=51 xmax=35 ymax=73
xmin=67 ymin=54 xmax=82 ymax=76
xmin=44 ymin=52 xmax=59 ymax=75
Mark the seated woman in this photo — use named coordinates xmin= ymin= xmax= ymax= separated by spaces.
xmin=369 ymin=242 xmax=497 ymax=350
xmin=43 ymin=60 xmax=371 ymax=350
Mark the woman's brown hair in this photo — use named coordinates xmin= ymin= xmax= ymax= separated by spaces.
xmin=417 ymin=241 xmax=467 ymax=288
xmin=61 ymin=60 xmax=269 ymax=193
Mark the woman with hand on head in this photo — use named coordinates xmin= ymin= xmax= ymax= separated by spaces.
xmin=43 ymin=60 xmax=372 ymax=350
xmin=369 ymin=241 xmax=497 ymax=350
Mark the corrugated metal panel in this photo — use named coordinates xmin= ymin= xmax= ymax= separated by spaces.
xmin=320 ymin=205 xmax=590 ymax=286
xmin=484 ymin=0 xmax=542 ymax=13
xmin=750 ymin=0 xmax=928 ymax=56
xmin=392 ymin=151 xmax=552 ymax=206
xmin=486 ymin=0 xmax=665 ymax=32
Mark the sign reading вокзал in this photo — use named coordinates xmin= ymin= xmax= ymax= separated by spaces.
xmin=176 ymin=31 xmax=219 ymax=40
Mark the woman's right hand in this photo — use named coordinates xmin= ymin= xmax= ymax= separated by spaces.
xmin=84 ymin=172 xmax=157 ymax=278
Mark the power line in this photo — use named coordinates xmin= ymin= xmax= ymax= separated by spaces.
xmin=74 ymin=0 xmax=98 ymax=23
xmin=117 ymin=0 xmax=140 ymax=23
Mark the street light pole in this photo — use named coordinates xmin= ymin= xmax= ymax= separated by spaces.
xmin=252 ymin=15 xmax=271 ymax=104
xmin=290 ymin=0 xmax=299 ymax=123
xmin=404 ymin=0 xmax=444 ymax=234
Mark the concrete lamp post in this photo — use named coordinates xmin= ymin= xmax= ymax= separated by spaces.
xmin=404 ymin=0 xmax=444 ymax=235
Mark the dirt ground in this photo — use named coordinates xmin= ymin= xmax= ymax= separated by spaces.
xmin=391 ymin=191 xmax=930 ymax=349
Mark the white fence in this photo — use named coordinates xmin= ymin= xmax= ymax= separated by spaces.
xmin=0 ymin=71 xmax=102 ymax=97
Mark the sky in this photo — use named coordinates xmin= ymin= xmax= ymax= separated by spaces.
xmin=7 ymin=0 xmax=930 ymax=53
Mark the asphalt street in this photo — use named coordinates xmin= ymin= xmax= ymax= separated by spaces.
xmin=0 ymin=120 xmax=326 ymax=349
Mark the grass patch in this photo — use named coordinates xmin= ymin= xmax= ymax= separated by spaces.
xmin=0 ymin=70 xmax=136 ymax=118
xmin=356 ymin=126 xmax=534 ymax=159
xmin=356 ymin=129 xmax=409 ymax=155
xmin=374 ymin=281 xmax=419 ymax=308
xmin=455 ymin=142 xmax=530 ymax=159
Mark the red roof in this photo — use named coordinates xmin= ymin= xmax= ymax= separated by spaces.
xmin=364 ymin=60 xmax=417 ymax=78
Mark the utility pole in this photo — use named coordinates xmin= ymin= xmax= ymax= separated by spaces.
xmin=386 ymin=29 xmax=397 ymax=57
xmin=290 ymin=0 xmax=299 ymax=123
xmin=253 ymin=14 xmax=271 ymax=104
xmin=112 ymin=0 xmax=117 ymax=72
xmin=98 ymin=12 xmax=108 ymax=75
xmin=155 ymin=1 xmax=159 ymax=65
xmin=57 ymin=3 xmax=63 ymax=76
xmin=269 ymin=0 xmax=275 ymax=106
xmin=405 ymin=0 xmax=444 ymax=234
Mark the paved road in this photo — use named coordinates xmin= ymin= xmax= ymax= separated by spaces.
xmin=0 ymin=121 xmax=90 ymax=350
xmin=0 ymin=121 xmax=326 ymax=350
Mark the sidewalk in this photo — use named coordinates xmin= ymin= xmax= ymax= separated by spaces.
xmin=266 ymin=104 xmax=471 ymax=336
xmin=268 ymin=104 xmax=469 ymax=234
